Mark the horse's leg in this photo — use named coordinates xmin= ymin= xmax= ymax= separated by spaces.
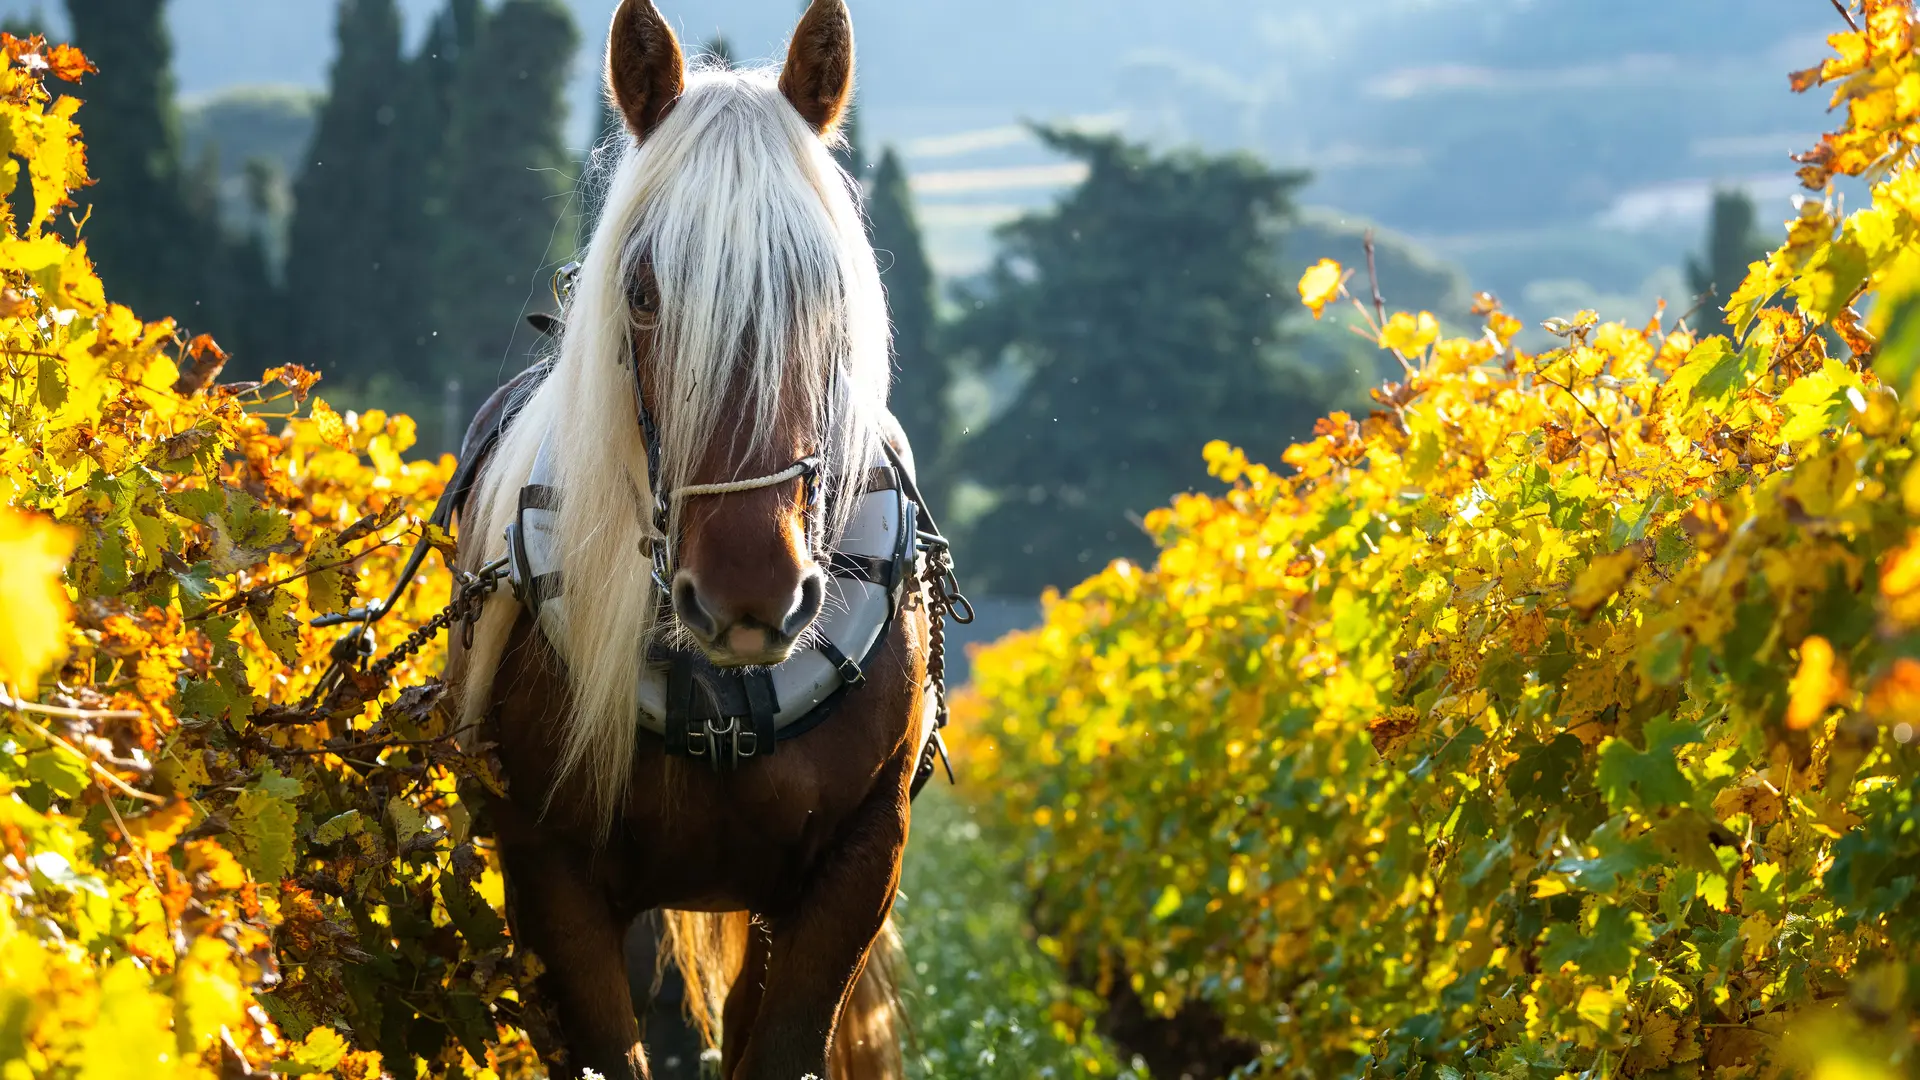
xmin=720 ymin=918 xmax=771 ymax=1078
xmin=502 ymin=841 xmax=648 ymax=1080
xmin=728 ymin=779 xmax=909 ymax=1080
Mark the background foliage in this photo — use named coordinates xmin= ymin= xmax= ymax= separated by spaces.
xmin=948 ymin=128 xmax=1346 ymax=595
xmin=63 ymin=0 xmax=579 ymax=454
xmin=960 ymin=4 xmax=1920 ymax=1076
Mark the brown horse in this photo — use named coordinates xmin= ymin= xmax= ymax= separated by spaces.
xmin=445 ymin=3 xmax=931 ymax=1077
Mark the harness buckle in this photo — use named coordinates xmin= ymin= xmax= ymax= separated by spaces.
xmin=687 ymin=717 xmax=760 ymax=772
xmin=733 ymin=725 xmax=759 ymax=762
xmin=833 ymin=652 xmax=865 ymax=686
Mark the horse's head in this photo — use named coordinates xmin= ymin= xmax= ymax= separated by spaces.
xmin=606 ymin=0 xmax=873 ymax=669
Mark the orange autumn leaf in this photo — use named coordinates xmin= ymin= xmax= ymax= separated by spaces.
xmin=1786 ymin=635 xmax=1845 ymax=730
xmin=262 ymin=362 xmax=321 ymax=401
xmin=43 ymin=43 xmax=94 ymax=83
xmin=1867 ymin=656 xmax=1920 ymax=728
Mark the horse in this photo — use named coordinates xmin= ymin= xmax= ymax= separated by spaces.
xmin=444 ymin=3 xmax=938 ymax=1077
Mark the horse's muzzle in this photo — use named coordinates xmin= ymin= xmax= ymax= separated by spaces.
xmin=671 ymin=568 xmax=825 ymax=667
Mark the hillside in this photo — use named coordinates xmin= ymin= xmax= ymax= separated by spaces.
xmin=7 ymin=0 xmax=1845 ymax=320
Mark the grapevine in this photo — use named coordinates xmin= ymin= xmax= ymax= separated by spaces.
xmin=962 ymin=4 xmax=1920 ymax=1076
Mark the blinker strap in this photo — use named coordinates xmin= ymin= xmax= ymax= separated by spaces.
xmin=520 ymin=484 xmax=560 ymax=512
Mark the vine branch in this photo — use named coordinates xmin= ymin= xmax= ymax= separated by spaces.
xmin=1536 ymin=372 xmax=1621 ymax=474
xmin=1364 ymin=229 xmax=1413 ymax=376
xmin=0 ymin=689 xmax=165 ymax=805
xmin=188 ymin=529 xmax=409 ymax=622
xmin=268 ymin=723 xmax=479 ymax=761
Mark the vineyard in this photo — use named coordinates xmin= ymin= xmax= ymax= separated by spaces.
xmin=0 ymin=33 xmax=546 ymax=1077
xmin=4 ymin=1 xmax=1920 ymax=1078
xmin=959 ymin=3 xmax=1920 ymax=1078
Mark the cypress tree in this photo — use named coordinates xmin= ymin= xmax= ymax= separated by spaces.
xmin=951 ymin=129 xmax=1336 ymax=594
xmin=65 ymin=0 xmax=213 ymax=320
xmin=435 ymin=0 xmax=578 ymax=387
xmin=867 ymin=147 xmax=947 ymax=498
xmin=1687 ymin=189 xmax=1772 ymax=339
xmin=281 ymin=0 xmax=409 ymax=383
xmin=381 ymin=0 xmax=481 ymax=383
xmin=833 ymin=96 xmax=865 ymax=181
xmin=701 ymin=35 xmax=736 ymax=67
xmin=575 ymin=61 xmax=625 ymax=245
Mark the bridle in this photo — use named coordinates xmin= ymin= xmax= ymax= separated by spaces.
xmin=618 ymin=269 xmax=830 ymax=599
xmin=302 ymin=260 xmax=969 ymax=791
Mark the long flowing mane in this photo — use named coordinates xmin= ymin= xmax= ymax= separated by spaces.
xmin=457 ymin=67 xmax=890 ymax=822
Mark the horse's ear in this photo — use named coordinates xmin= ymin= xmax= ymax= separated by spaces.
xmin=778 ymin=0 xmax=854 ymax=137
xmin=607 ymin=0 xmax=685 ymax=141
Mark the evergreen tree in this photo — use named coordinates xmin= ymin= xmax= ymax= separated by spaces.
xmin=833 ymin=95 xmax=865 ymax=181
xmin=197 ymin=159 xmax=289 ymax=365
xmin=435 ymin=0 xmax=578 ymax=386
xmin=1687 ymin=189 xmax=1772 ymax=338
xmin=1 ymin=11 xmax=49 ymax=38
xmin=382 ymin=0 xmax=481 ymax=378
xmin=575 ymin=57 xmax=625 ymax=245
xmin=701 ymin=35 xmax=736 ymax=67
xmin=952 ymin=129 xmax=1337 ymax=595
xmin=867 ymin=147 xmax=947 ymax=498
xmin=65 ymin=0 xmax=213 ymax=320
xmin=282 ymin=0 xmax=410 ymax=382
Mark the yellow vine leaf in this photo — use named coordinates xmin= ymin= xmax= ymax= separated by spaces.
xmin=959 ymin=12 xmax=1920 ymax=1076
xmin=0 ymin=35 xmax=515 ymax=1079
xmin=1568 ymin=549 xmax=1639 ymax=618
xmin=1379 ymin=310 xmax=1439 ymax=354
xmin=309 ymin=397 xmax=352 ymax=452
xmin=1297 ymin=258 xmax=1344 ymax=320
xmin=0 ymin=508 xmax=72 ymax=686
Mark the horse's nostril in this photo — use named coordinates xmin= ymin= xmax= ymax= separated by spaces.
xmin=782 ymin=572 xmax=826 ymax=639
xmin=672 ymin=575 xmax=717 ymax=640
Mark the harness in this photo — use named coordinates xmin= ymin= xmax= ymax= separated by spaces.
xmin=503 ymin=426 xmax=918 ymax=771
xmin=308 ymin=265 xmax=971 ymax=796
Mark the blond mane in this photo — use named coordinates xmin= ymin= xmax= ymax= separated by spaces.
xmin=457 ymin=67 xmax=889 ymax=824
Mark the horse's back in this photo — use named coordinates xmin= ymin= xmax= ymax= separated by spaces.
xmin=438 ymin=359 xmax=555 ymax=530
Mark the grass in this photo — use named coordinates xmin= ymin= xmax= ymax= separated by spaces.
xmin=895 ymin=786 xmax=1146 ymax=1079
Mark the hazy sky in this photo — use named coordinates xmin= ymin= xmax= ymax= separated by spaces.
xmin=0 ymin=0 xmax=1846 ymax=300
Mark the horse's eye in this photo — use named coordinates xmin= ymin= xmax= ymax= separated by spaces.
xmin=633 ymin=290 xmax=664 ymax=328
xmin=629 ymin=267 xmax=661 ymax=329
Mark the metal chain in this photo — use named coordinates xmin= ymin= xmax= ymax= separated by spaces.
xmin=378 ymin=558 xmax=511 ymax=678
xmin=307 ymin=558 xmax=511 ymax=710
xmin=924 ymin=544 xmax=968 ymax=728
xmin=914 ymin=539 xmax=972 ymax=791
